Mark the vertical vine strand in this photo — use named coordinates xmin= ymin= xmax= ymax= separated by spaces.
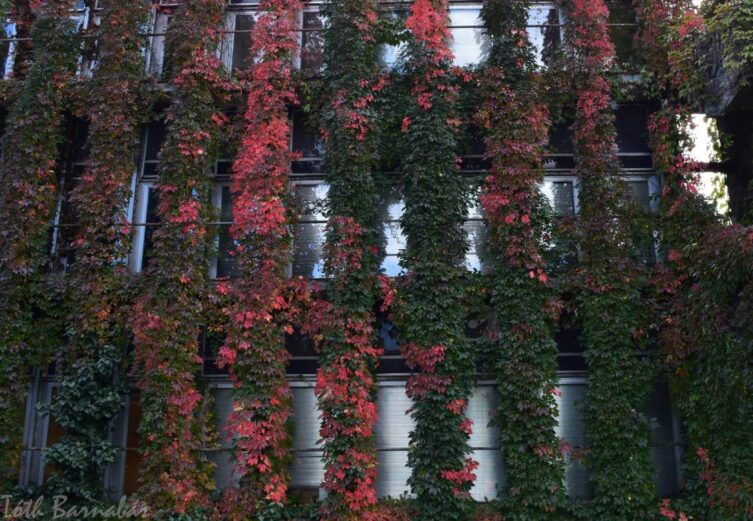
xmin=215 ymin=0 xmax=300 ymax=518
xmin=317 ymin=1 xmax=383 ymax=518
xmin=393 ymin=1 xmax=476 ymax=519
xmin=638 ymin=1 xmax=753 ymax=518
xmin=478 ymin=0 xmax=566 ymax=518
xmin=131 ymin=0 xmax=227 ymax=515
xmin=565 ymin=0 xmax=657 ymax=518
xmin=0 ymin=0 xmax=78 ymax=491
xmin=43 ymin=0 xmax=151 ymax=502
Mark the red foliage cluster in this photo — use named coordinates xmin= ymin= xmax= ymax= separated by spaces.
xmin=568 ymin=0 xmax=618 ymax=180
xmin=406 ymin=0 xmax=452 ymax=64
xmin=440 ymin=459 xmax=479 ymax=498
xmin=131 ymin=0 xmax=227 ymax=513
xmin=477 ymin=73 xmax=550 ymax=272
xmin=659 ymin=498 xmax=689 ymax=520
xmin=315 ymin=217 xmax=383 ymax=519
xmin=407 ymin=0 xmax=456 ymax=110
xmin=215 ymin=0 xmax=301 ymax=512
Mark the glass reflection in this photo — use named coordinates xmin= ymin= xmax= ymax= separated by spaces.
xmin=449 ymin=7 xmax=489 ymax=66
xmin=527 ymin=5 xmax=562 ymax=67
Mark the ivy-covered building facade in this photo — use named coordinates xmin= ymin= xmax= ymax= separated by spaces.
xmin=0 ymin=0 xmax=751 ymax=520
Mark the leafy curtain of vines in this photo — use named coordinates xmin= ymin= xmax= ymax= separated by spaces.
xmin=637 ymin=1 xmax=753 ymax=518
xmin=214 ymin=0 xmax=300 ymax=518
xmin=392 ymin=1 xmax=476 ymax=519
xmin=315 ymin=0 xmax=384 ymax=518
xmin=39 ymin=0 xmax=152 ymax=502
xmin=131 ymin=0 xmax=227 ymax=516
xmin=477 ymin=1 xmax=565 ymax=519
xmin=564 ymin=0 xmax=657 ymax=518
xmin=0 ymin=0 xmax=752 ymax=519
xmin=0 ymin=0 xmax=78 ymax=491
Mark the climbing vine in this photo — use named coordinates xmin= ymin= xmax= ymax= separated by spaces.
xmin=564 ymin=0 xmax=657 ymax=518
xmin=637 ymin=0 xmax=753 ymax=518
xmin=0 ymin=0 xmax=78 ymax=491
xmin=314 ymin=1 xmax=384 ymax=518
xmin=131 ymin=0 xmax=227 ymax=516
xmin=392 ymin=1 xmax=476 ymax=519
xmin=477 ymin=1 xmax=565 ymax=519
xmin=0 ymin=1 xmax=751 ymax=519
xmin=215 ymin=0 xmax=300 ymax=518
xmin=38 ymin=0 xmax=152 ymax=502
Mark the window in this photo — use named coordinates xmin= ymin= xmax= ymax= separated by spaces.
xmin=212 ymin=184 xmax=237 ymax=279
xmin=378 ymin=9 xmax=408 ymax=69
xmin=72 ymin=0 xmax=100 ymax=77
xmin=120 ymin=394 xmax=142 ymax=496
xmin=527 ymin=3 xmax=564 ymax=67
xmin=607 ymin=0 xmax=639 ymax=70
xmin=51 ymin=121 xmax=90 ymax=272
xmin=543 ymin=177 xmax=579 ymax=217
xmin=292 ymin=179 xmax=484 ymax=279
xmin=146 ymin=11 xmax=171 ymax=78
xmin=1 ymin=21 xmax=15 ymax=79
xmin=222 ymin=10 xmax=255 ymax=73
xmin=130 ymin=183 xmax=159 ymax=273
xmin=449 ymin=5 xmax=488 ymax=67
xmin=291 ymin=110 xmax=324 ymax=174
xmin=626 ymin=176 xmax=659 ymax=264
xmin=299 ymin=9 xmax=325 ymax=72
xmin=378 ymin=183 xmax=404 ymax=277
xmin=465 ymin=184 xmax=486 ymax=271
xmin=130 ymin=121 xmax=165 ymax=273
xmin=292 ymin=182 xmax=327 ymax=278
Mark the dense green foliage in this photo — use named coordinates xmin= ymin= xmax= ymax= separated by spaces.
xmin=43 ymin=0 xmax=152 ymax=501
xmin=478 ymin=1 xmax=565 ymax=519
xmin=317 ymin=0 xmax=383 ymax=517
xmin=0 ymin=1 xmax=752 ymax=520
xmin=131 ymin=0 xmax=227 ymax=515
xmin=0 ymin=0 xmax=79 ymax=491
xmin=391 ymin=1 xmax=475 ymax=519
xmin=564 ymin=0 xmax=657 ymax=518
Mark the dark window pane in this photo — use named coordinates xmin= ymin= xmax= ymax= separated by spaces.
xmin=607 ymin=0 xmax=638 ymax=69
xmin=286 ymin=329 xmax=316 ymax=357
xmin=291 ymin=111 xmax=323 ymax=159
xmin=549 ymin=121 xmax=574 ymax=154
xmin=301 ymin=12 xmax=324 ymax=71
xmin=142 ymin=187 xmax=160 ymax=269
xmin=217 ymin=186 xmax=237 ymax=278
xmin=231 ymin=14 xmax=254 ymax=72
xmin=615 ymin=105 xmax=649 ymax=153
xmin=145 ymin=121 xmax=166 ymax=163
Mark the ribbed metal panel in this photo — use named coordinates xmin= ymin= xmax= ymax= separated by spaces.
xmin=210 ymin=387 xmax=237 ymax=490
xmin=471 ymin=449 xmax=504 ymax=501
xmin=376 ymin=385 xmax=415 ymax=449
xmin=376 ymin=449 xmax=411 ymax=499
xmin=467 ymin=385 xmax=498 ymax=448
xmin=555 ymin=381 xmax=592 ymax=498
xmin=647 ymin=384 xmax=680 ymax=496
xmin=468 ymin=386 xmax=504 ymax=501
xmin=290 ymin=386 xmax=324 ymax=488
xmin=375 ymin=385 xmax=413 ymax=498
